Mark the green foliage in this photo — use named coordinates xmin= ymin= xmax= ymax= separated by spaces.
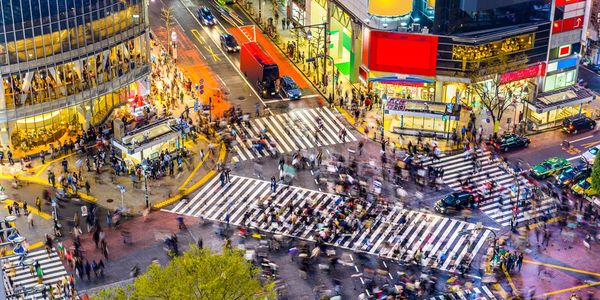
xmin=91 ymin=247 xmax=275 ymax=300
xmin=591 ymin=150 xmax=600 ymax=194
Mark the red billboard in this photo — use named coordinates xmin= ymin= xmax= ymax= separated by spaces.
xmin=500 ymin=63 xmax=546 ymax=84
xmin=552 ymin=16 xmax=584 ymax=33
xmin=366 ymin=31 xmax=438 ymax=77
xmin=555 ymin=0 xmax=585 ymax=7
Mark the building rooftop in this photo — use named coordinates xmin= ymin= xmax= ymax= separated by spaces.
xmin=526 ymin=85 xmax=595 ymax=113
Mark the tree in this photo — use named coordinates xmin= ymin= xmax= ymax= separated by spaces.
xmin=92 ymin=247 xmax=275 ymax=300
xmin=591 ymin=151 xmax=600 ymax=194
xmin=161 ymin=7 xmax=175 ymax=38
xmin=466 ymin=53 xmax=528 ymax=133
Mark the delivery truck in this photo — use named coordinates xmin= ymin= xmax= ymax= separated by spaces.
xmin=240 ymin=42 xmax=279 ymax=98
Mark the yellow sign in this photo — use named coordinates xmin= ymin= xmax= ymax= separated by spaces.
xmin=368 ymin=0 xmax=412 ymax=17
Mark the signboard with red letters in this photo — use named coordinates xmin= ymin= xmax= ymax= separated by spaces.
xmin=552 ymin=16 xmax=584 ymax=33
xmin=555 ymin=0 xmax=585 ymax=7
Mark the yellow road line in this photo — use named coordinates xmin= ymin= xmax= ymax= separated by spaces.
xmin=527 ymin=216 xmax=563 ymax=230
xmin=0 ymin=175 xmax=97 ymax=202
xmin=153 ymin=142 xmax=226 ymax=209
xmin=1 ymin=241 xmax=45 ymax=257
xmin=178 ymin=151 xmax=211 ymax=190
xmin=3 ymin=199 xmax=52 ymax=220
xmin=524 ymin=259 xmax=600 ymax=277
xmin=191 ymin=29 xmax=204 ymax=45
xmin=34 ymin=153 xmax=76 ymax=177
xmin=503 ymin=265 xmax=519 ymax=296
xmin=536 ymin=280 xmax=600 ymax=298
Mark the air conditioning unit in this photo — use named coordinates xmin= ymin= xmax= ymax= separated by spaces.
xmin=412 ymin=23 xmax=421 ymax=32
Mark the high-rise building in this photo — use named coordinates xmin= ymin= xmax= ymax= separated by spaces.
xmin=291 ymin=0 xmax=593 ymax=136
xmin=0 ymin=0 xmax=150 ymax=156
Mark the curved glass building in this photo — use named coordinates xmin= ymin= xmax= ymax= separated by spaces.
xmin=0 ymin=0 xmax=150 ymax=155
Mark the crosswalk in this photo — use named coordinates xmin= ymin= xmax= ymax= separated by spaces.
xmin=423 ymin=149 xmax=557 ymax=227
xmin=167 ymin=175 xmax=492 ymax=271
xmin=230 ymin=107 xmax=357 ymax=161
xmin=3 ymin=248 xmax=69 ymax=299
xmin=429 ymin=285 xmax=498 ymax=300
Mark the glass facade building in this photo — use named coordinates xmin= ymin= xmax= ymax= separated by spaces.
xmin=0 ymin=0 xmax=150 ymax=155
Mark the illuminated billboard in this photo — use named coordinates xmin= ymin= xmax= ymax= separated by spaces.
xmin=368 ymin=0 xmax=412 ymax=17
xmin=365 ymin=31 xmax=438 ymax=77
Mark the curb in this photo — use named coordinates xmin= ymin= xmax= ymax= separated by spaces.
xmin=152 ymin=141 xmax=226 ymax=209
xmin=2 ymin=199 xmax=52 ymax=220
xmin=1 ymin=241 xmax=44 ymax=257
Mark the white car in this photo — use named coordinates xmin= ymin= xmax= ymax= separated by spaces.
xmin=581 ymin=146 xmax=599 ymax=164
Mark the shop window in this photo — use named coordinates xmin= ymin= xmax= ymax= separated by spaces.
xmin=10 ymin=107 xmax=82 ymax=153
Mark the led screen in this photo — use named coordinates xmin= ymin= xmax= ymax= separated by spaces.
xmin=367 ymin=31 xmax=438 ymax=77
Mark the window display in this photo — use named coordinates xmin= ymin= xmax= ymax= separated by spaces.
xmin=2 ymin=35 xmax=147 ymax=109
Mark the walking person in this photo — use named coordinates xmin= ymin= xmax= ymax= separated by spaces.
xmin=27 ymin=212 xmax=34 ymax=228
xmin=35 ymin=196 xmax=42 ymax=212
xmin=516 ymin=252 xmax=524 ymax=271
xmin=271 ymin=176 xmax=277 ymax=193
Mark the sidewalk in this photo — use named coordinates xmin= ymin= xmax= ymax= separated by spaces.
xmin=0 ymin=38 xmax=227 ymax=213
xmin=501 ymin=219 xmax=600 ymax=299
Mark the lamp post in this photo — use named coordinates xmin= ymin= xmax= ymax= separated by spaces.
xmin=294 ymin=22 xmax=328 ymax=90
xmin=142 ymin=164 xmax=150 ymax=208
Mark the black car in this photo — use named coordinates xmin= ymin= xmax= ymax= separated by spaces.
xmin=562 ymin=115 xmax=596 ymax=134
xmin=554 ymin=164 xmax=591 ymax=188
xmin=220 ymin=34 xmax=239 ymax=52
xmin=492 ymin=133 xmax=530 ymax=152
xmin=434 ymin=191 xmax=474 ymax=214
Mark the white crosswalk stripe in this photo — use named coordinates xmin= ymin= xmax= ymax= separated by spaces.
xmin=230 ymin=107 xmax=357 ymax=161
xmin=424 ymin=149 xmax=557 ymax=227
xmin=428 ymin=285 xmax=498 ymax=299
xmin=3 ymin=248 xmax=69 ymax=299
xmin=167 ymin=175 xmax=492 ymax=270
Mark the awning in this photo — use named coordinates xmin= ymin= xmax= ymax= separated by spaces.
xmin=524 ymin=86 xmax=594 ymax=113
xmin=370 ymin=75 xmax=435 ymax=86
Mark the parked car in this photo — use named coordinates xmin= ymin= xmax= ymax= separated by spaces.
xmin=220 ymin=33 xmax=240 ymax=52
xmin=197 ymin=7 xmax=216 ymax=26
xmin=562 ymin=115 xmax=596 ymax=134
xmin=530 ymin=157 xmax=571 ymax=179
xmin=572 ymin=177 xmax=597 ymax=197
xmin=279 ymin=75 xmax=302 ymax=100
xmin=492 ymin=133 xmax=530 ymax=152
xmin=554 ymin=165 xmax=591 ymax=187
xmin=580 ymin=146 xmax=599 ymax=165
xmin=434 ymin=191 xmax=474 ymax=214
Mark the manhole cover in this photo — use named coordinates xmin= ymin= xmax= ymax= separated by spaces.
xmin=237 ymin=96 xmax=246 ymax=101
xmin=106 ymin=199 xmax=114 ymax=203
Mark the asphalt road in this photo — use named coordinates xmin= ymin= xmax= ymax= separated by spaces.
xmin=503 ymin=127 xmax=600 ymax=167
xmin=579 ymin=64 xmax=600 ymax=93
xmin=151 ymin=0 xmax=265 ymax=115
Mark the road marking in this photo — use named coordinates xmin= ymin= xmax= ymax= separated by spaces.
xmin=262 ymin=94 xmax=320 ymax=103
xmin=567 ymin=155 xmax=581 ymax=161
xmin=536 ymin=280 xmax=600 ymax=298
xmin=561 ymin=135 xmax=595 ymax=145
xmin=503 ymin=266 xmax=519 ymax=296
xmin=178 ymin=0 xmax=267 ymax=110
xmin=581 ymin=140 xmax=600 ymax=148
xmin=523 ymin=259 xmax=600 ymax=277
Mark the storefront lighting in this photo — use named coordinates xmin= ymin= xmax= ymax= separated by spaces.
xmin=400 ymin=22 xmax=407 ymax=27
xmin=429 ymin=87 xmax=435 ymax=93
xmin=16 ymin=111 xmax=61 ymax=125
xmin=364 ymin=18 xmax=370 ymax=24
xmin=413 ymin=18 xmax=420 ymax=22
xmin=382 ymin=23 xmax=388 ymax=28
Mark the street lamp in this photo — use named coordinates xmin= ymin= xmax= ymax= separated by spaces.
xmin=141 ymin=163 xmax=150 ymax=208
